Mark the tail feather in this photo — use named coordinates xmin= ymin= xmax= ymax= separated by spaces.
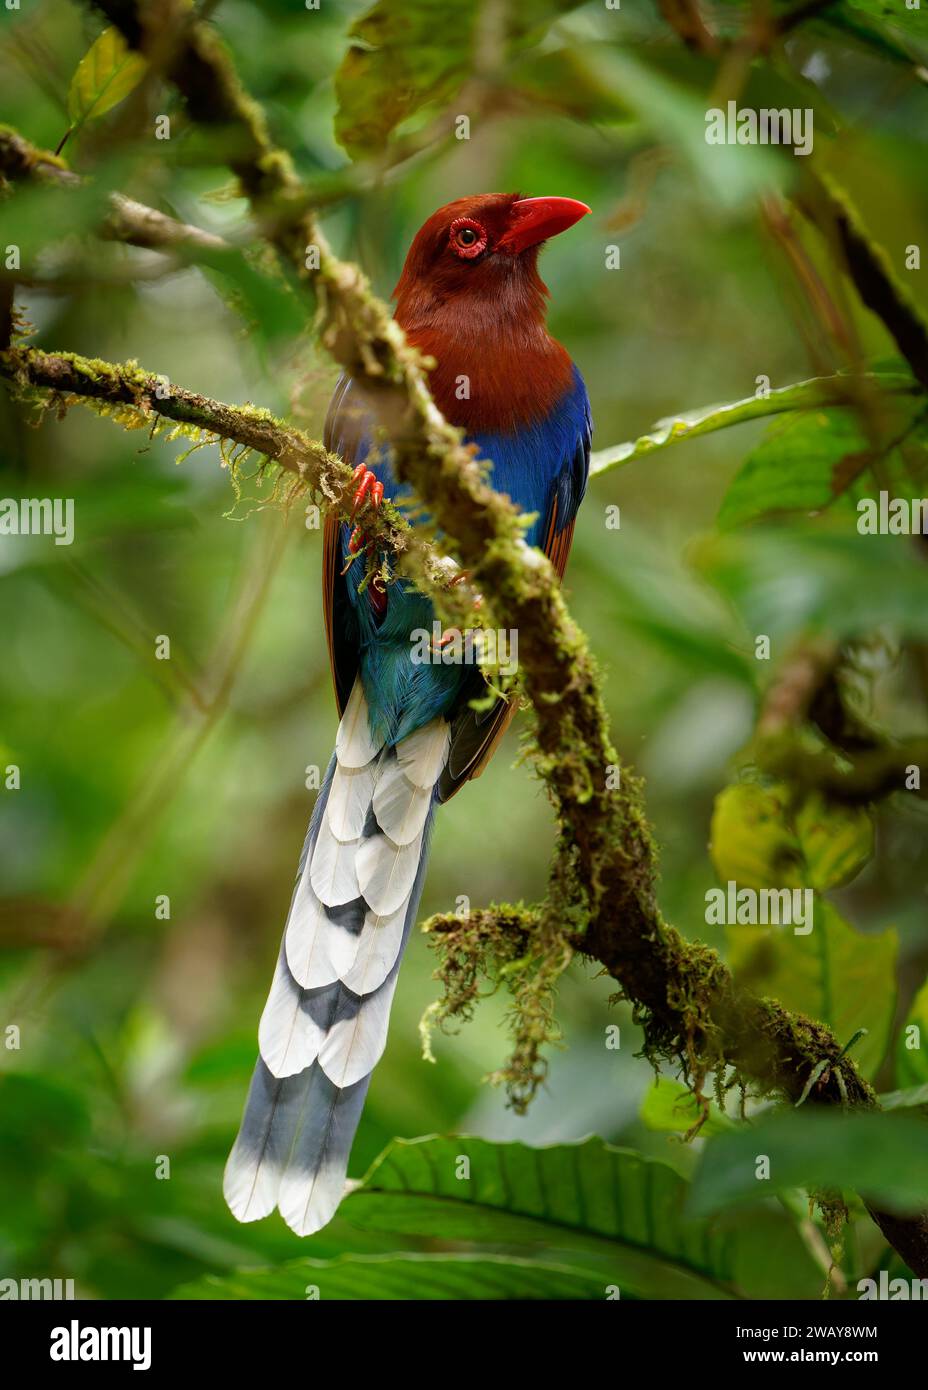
xmin=223 ymin=1059 xmax=301 ymax=1223
xmin=341 ymin=902 xmax=408 ymax=996
xmin=258 ymin=942 xmax=336 ymax=1076
xmin=276 ymin=1067 xmax=371 ymax=1237
xmin=355 ymin=829 xmax=423 ymax=917
xmin=372 ymin=752 xmax=434 ymax=844
xmin=328 ymin=761 xmax=377 ymax=840
xmin=224 ymin=680 xmax=446 ymax=1236
xmin=317 ymin=914 xmax=414 ymax=1088
xmin=285 ymin=880 xmax=360 ymax=989
xmin=335 ymin=679 xmax=385 ymax=767
xmin=309 ymin=817 xmax=360 ymax=906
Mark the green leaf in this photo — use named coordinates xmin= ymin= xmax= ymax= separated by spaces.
xmin=896 ymin=976 xmax=928 ymax=1088
xmin=823 ymin=4 xmax=928 ymax=65
xmin=846 ymin=0 xmax=928 ymax=38
xmin=717 ymin=404 xmax=928 ymax=531
xmin=719 ymin=410 xmax=866 ymax=530
xmin=794 ymin=793 xmax=874 ymax=892
xmin=334 ymin=0 xmax=470 ymax=158
xmin=880 ymin=1082 xmax=928 ymax=1111
xmin=67 ymin=27 xmax=147 ymax=127
xmin=710 ymin=783 xmax=804 ymax=890
xmin=589 ymin=371 xmax=920 ymax=480
xmin=338 ymin=1134 xmax=822 ymax=1299
xmin=727 ymin=902 xmax=896 ymax=1081
xmin=333 ymin=0 xmax=586 ymax=158
xmin=172 ymin=1253 xmax=607 ymax=1300
xmin=689 ymin=1110 xmax=928 ymax=1217
xmin=640 ymin=1077 xmax=736 ymax=1137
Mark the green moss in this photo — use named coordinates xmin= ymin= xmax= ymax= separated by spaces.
xmin=420 ymin=900 xmax=573 ymax=1111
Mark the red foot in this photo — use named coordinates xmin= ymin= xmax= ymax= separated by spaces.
xmin=345 ymin=465 xmax=388 ymax=620
xmin=347 ymin=465 xmax=384 ymax=554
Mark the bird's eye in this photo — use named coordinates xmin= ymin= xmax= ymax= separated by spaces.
xmin=449 ymin=217 xmax=487 ymax=260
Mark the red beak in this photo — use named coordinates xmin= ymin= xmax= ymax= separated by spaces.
xmin=497 ymin=196 xmax=591 ymax=255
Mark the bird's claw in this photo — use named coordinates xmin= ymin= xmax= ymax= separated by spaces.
xmin=347 ymin=466 xmax=384 ymax=554
xmin=351 ymin=464 xmax=384 ymax=517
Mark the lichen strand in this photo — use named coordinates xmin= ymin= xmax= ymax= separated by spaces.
xmin=3 ymin=344 xmax=395 ymax=554
xmin=420 ymin=900 xmax=574 ymax=1112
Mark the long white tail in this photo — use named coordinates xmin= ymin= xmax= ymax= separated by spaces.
xmin=223 ymin=680 xmax=449 ymax=1235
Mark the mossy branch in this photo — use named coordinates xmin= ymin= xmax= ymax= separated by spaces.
xmin=0 ymin=124 xmax=229 ymax=256
xmin=0 ymin=343 xmax=481 ymax=614
xmin=0 ymin=345 xmax=334 ymax=476
xmin=754 ymin=733 xmax=928 ymax=803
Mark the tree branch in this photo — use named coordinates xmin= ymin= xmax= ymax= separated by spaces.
xmin=1 ymin=345 xmax=335 ymax=476
xmin=0 ymin=343 xmax=478 ymax=613
xmin=0 ymin=124 xmax=229 ymax=256
xmin=797 ymin=170 xmax=928 ymax=393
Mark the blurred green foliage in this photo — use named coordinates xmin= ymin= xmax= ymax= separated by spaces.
xmin=1 ymin=0 xmax=928 ymax=1299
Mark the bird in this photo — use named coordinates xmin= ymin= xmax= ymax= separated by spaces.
xmin=223 ymin=192 xmax=593 ymax=1236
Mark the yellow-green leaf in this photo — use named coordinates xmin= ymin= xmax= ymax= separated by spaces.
xmin=333 ymin=0 xmax=589 ymax=159
xmin=67 ymin=27 xmax=147 ymax=127
xmin=896 ymin=976 xmax=928 ymax=1088
xmin=794 ymin=792 xmax=873 ymax=891
xmin=709 ymin=783 xmax=804 ymax=890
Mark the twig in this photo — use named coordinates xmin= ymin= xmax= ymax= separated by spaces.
xmin=0 ymin=343 xmax=478 ymax=614
xmin=0 ymin=125 xmax=229 ymax=256
xmin=797 ymin=170 xmax=928 ymax=393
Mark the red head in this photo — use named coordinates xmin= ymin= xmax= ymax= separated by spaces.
xmin=393 ymin=192 xmax=590 ymax=433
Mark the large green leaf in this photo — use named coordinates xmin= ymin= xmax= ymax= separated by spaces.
xmin=333 ymin=0 xmax=585 ymax=158
xmin=896 ymin=976 xmax=928 ymax=1088
xmin=173 ymin=1252 xmax=606 ymax=1300
xmin=824 ymin=3 xmax=928 ymax=65
xmin=338 ymin=1134 xmax=822 ymax=1299
xmin=689 ymin=1110 xmax=928 ymax=1217
xmin=727 ymin=903 xmax=896 ymax=1081
xmin=711 ymin=784 xmax=891 ymax=1079
xmin=67 ymin=27 xmax=148 ymax=127
xmin=717 ymin=405 xmax=928 ymax=531
xmin=846 ymin=0 xmax=928 ymax=38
